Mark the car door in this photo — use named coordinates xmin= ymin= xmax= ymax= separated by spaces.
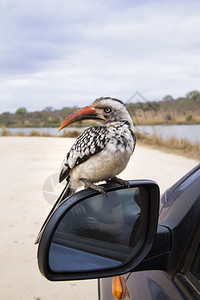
xmin=174 ymin=221 xmax=200 ymax=299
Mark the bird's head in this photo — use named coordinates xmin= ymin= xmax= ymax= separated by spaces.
xmin=58 ymin=97 xmax=133 ymax=131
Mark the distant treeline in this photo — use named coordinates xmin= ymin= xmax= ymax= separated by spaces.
xmin=1 ymin=90 xmax=200 ymax=127
xmin=0 ymin=106 xmax=77 ymax=128
xmin=127 ymin=90 xmax=200 ymax=125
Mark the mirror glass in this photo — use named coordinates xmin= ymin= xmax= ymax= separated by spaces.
xmin=49 ymin=187 xmax=148 ymax=272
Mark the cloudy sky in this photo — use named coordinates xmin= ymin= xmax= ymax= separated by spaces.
xmin=0 ymin=0 xmax=200 ymax=113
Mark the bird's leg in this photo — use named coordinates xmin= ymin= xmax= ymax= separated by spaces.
xmin=80 ymin=178 xmax=106 ymax=195
xmin=107 ymin=176 xmax=130 ymax=187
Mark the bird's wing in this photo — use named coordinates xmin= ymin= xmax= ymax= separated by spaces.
xmin=59 ymin=126 xmax=109 ymax=182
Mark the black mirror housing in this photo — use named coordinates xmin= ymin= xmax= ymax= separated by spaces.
xmin=37 ymin=180 xmax=160 ymax=281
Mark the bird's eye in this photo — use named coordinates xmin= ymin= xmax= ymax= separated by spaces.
xmin=104 ymin=107 xmax=112 ymax=113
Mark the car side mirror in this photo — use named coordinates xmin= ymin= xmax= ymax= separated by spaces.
xmin=37 ymin=180 xmax=159 ymax=281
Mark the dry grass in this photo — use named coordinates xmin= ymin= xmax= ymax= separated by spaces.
xmin=1 ymin=126 xmax=11 ymax=136
xmin=28 ymin=129 xmax=81 ymax=137
xmin=132 ymin=109 xmax=200 ymax=125
xmin=28 ymin=130 xmax=52 ymax=137
xmin=29 ymin=130 xmax=41 ymax=136
xmin=14 ymin=131 xmax=25 ymax=136
xmin=41 ymin=132 xmax=52 ymax=137
xmin=1 ymin=128 xmax=81 ymax=138
xmin=61 ymin=129 xmax=81 ymax=137
xmin=136 ymin=131 xmax=200 ymax=161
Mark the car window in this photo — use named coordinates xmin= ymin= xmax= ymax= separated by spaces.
xmin=191 ymin=244 xmax=200 ymax=280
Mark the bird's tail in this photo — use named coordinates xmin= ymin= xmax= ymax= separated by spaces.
xmin=35 ymin=179 xmax=74 ymax=244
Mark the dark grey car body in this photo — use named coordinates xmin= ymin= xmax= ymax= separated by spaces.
xmin=99 ymin=164 xmax=200 ymax=299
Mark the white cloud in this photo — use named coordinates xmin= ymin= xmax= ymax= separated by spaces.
xmin=0 ymin=0 xmax=200 ymax=112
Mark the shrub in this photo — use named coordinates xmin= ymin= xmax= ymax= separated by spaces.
xmin=1 ymin=126 xmax=11 ymax=136
xmin=165 ymin=114 xmax=172 ymax=121
xmin=29 ymin=130 xmax=41 ymax=136
xmin=186 ymin=115 xmax=192 ymax=122
xmin=41 ymin=132 xmax=52 ymax=137
xmin=14 ymin=131 xmax=25 ymax=136
xmin=61 ymin=130 xmax=81 ymax=138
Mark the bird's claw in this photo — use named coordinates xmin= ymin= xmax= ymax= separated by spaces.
xmin=122 ymin=179 xmax=130 ymax=188
xmin=95 ymin=185 xmax=107 ymax=197
xmin=107 ymin=176 xmax=130 ymax=188
xmin=80 ymin=178 xmax=107 ymax=196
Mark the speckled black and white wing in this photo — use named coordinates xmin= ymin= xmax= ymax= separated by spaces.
xmin=59 ymin=126 xmax=109 ymax=182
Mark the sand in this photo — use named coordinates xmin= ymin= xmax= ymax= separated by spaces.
xmin=0 ymin=136 xmax=198 ymax=300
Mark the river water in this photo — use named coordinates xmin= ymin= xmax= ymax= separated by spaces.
xmin=2 ymin=124 xmax=200 ymax=145
xmin=135 ymin=124 xmax=200 ymax=145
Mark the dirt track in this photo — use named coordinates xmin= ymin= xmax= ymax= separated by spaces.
xmin=0 ymin=137 xmax=198 ymax=300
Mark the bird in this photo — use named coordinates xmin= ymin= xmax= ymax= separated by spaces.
xmin=58 ymin=96 xmax=136 ymax=195
xmin=35 ymin=97 xmax=136 ymax=244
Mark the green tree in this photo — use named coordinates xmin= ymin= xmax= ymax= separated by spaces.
xmin=186 ymin=90 xmax=200 ymax=100
xmin=15 ymin=107 xmax=27 ymax=125
xmin=163 ymin=95 xmax=174 ymax=101
xmin=44 ymin=106 xmax=53 ymax=112
xmin=15 ymin=107 xmax=27 ymax=115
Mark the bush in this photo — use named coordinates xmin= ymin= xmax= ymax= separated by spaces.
xmin=186 ymin=115 xmax=192 ymax=122
xmin=41 ymin=132 xmax=52 ymax=137
xmin=29 ymin=130 xmax=41 ymax=136
xmin=61 ymin=130 xmax=81 ymax=138
xmin=14 ymin=131 xmax=25 ymax=136
xmin=165 ymin=114 xmax=172 ymax=121
xmin=1 ymin=126 xmax=11 ymax=136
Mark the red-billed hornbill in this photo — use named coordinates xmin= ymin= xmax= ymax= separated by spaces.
xmin=35 ymin=97 xmax=136 ymax=244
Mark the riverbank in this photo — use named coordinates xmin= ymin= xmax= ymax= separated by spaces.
xmin=136 ymin=131 xmax=200 ymax=161
xmin=3 ymin=118 xmax=200 ymax=127
xmin=0 ymin=137 xmax=198 ymax=300
xmin=1 ymin=126 xmax=200 ymax=161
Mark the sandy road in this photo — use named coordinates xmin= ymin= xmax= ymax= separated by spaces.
xmin=0 ymin=137 xmax=198 ymax=300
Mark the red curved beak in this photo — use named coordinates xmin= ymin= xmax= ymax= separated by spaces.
xmin=58 ymin=105 xmax=97 ymax=132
